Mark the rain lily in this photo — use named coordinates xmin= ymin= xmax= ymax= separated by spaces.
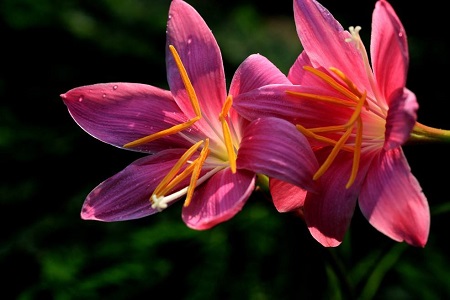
xmin=60 ymin=0 xmax=318 ymax=230
xmin=233 ymin=0 xmax=450 ymax=247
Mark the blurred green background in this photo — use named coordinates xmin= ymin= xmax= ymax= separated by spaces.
xmin=2 ymin=0 xmax=450 ymax=299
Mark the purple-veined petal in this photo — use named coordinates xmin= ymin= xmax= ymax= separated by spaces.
xmin=81 ymin=149 xmax=193 ymax=221
xmin=182 ymin=168 xmax=255 ymax=230
xmin=293 ymin=0 xmax=368 ymax=90
xmin=304 ymin=149 xmax=373 ymax=247
xmin=166 ymin=0 xmax=227 ymax=134
xmin=270 ymin=178 xmax=308 ymax=212
xmin=359 ymin=148 xmax=429 ymax=247
xmin=60 ymin=83 xmax=192 ymax=153
xmin=229 ymin=54 xmax=291 ymax=97
xmin=384 ymin=88 xmax=418 ymax=150
xmin=237 ymin=117 xmax=318 ymax=192
xmin=371 ymin=0 xmax=409 ymax=102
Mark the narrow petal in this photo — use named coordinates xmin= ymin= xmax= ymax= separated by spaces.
xmin=384 ymin=88 xmax=418 ymax=150
xmin=371 ymin=0 xmax=409 ymax=102
xmin=81 ymin=149 xmax=191 ymax=221
xmin=359 ymin=148 xmax=429 ymax=247
xmin=293 ymin=0 xmax=368 ymax=89
xmin=166 ymin=0 xmax=227 ymax=126
xmin=237 ymin=117 xmax=318 ymax=191
xmin=229 ymin=54 xmax=291 ymax=97
xmin=60 ymin=83 xmax=192 ymax=152
xmin=304 ymin=149 xmax=374 ymax=247
xmin=270 ymin=178 xmax=308 ymax=212
xmin=182 ymin=168 xmax=255 ymax=230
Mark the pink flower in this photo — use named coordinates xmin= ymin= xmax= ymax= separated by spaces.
xmin=60 ymin=0 xmax=318 ymax=230
xmin=234 ymin=0 xmax=429 ymax=246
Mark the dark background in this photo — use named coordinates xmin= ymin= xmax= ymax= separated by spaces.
xmin=2 ymin=0 xmax=450 ymax=299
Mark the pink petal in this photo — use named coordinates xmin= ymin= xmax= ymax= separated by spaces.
xmin=182 ymin=168 xmax=255 ymax=230
xmin=166 ymin=0 xmax=226 ymax=134
xmin=60 ymin=83 xmax=192 ymax=152
xmin=229 ymin=54 xmax=291 ymax=97
xmin=233 ymin=84 xmax=352 ymax=128
xmin=81 ymin=149 xmax=192 ymax=221
xmin=371 ymin=0 xmax=409 ymax=103
xmin=359 ymin=148 xmax=429 ymax=247
xmin=384 ymin=88 xmax=418 ymax=150
xmin=237 ymin=117 xmax=318 ymax=191
xmin=304 ymin=149 xmax=374 ymax=247
xmin=293 ymin=0 xmax=368 ymax=90
xmin=270 ymin=178 xmax=308 ymax=212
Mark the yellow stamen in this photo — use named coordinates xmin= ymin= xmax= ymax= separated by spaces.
xmin=296 ymin=124 xmax=355 ymax=152
xmin=286 ymin=91 xmax=357 ymax=107
xmin=124 ymin=116 xmax=200 ymax=148
xmin=152 ymin=140 xmax=204 ymax=199
xmin=313 ymin=124 xmax=354 ymax=180
xmin=329 ymin=67 xmax=362 ymax=99
xmin=219 ymin=95 xmax=237 ymax=173
xmin=303 ymin=66 xmax=360 ymax=102
xmin=168 ymin=45 xmax=201 ymax=118
xmin=124 ymin=45 xmax=202 ymax=149
xmin=184 ymin=138 xmax=210 ymax=207
xmin=312 ymin=91 xmax=366 ymax=184
xmin=157 ymin=163 xmax=196 ymax=198
xmin=346 ymin=117 xmax=363 ymax=188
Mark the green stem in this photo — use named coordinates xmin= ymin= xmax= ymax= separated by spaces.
xmin=408 ymin=122 xmax=450 ymax=143
xmin=256 ymin=174 xmax=269 ymax=192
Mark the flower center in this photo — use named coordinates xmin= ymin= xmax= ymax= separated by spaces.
xmin=123 ymin=45 xmax=237 ymax=210
xmin=287 ymin=66 xmax=367 ymax=188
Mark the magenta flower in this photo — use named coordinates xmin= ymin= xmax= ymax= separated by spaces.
xmin=234 ymin=0 xmax=430 ymax=246
xmin=60 ymin=0 xmax=318 ymax=230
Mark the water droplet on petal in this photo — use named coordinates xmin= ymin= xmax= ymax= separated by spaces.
xmin=398 ymin=31 xmax=403 ymax=37
xmin=187 ymin=38 xmax=192 ymax=44
xmin=102 ymin=93 xmax=106 ymax=98
xmin=113 ymin=85 xmax=118 ymax=90
xmin=78 ymin=96 xmax=84 ymax=102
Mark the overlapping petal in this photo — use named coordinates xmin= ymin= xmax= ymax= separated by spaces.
xmin=270 ymin=179 xmax=308 ymax=212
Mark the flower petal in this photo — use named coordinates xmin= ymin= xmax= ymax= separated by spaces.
xmin=60 ymin=83 xmax=192 ymax=152
xmin=269 ymin=178 xmax=308 ymax=212
xmin=359 ymin=148 xmax=429 ymax=247
xmin=384 ymin=88 xmax=418 ymax=150
xmin=166 ymin=0 xmax=226 ymax=129
xmin=182 ymin=168 xmax=255 ymax=230
xmin=293 ymin=0 xmax=368 ymax=89
xmin=371 ymin=0 xmax=409 ymax=102
xmin=304 ymin=149 xmax=373 ymax=247
xmin=237 ymin=117 xmax=318 ymax=191
xmin=229 ymin=54 xmax=291 ymax=97
xmin=81 ymin=149 xmax=191 ymax=221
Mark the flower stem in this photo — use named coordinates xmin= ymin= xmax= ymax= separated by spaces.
xmin=256 ymin=174 xmax=269 ymax=192
xmin=408 ymin=122 xmax=450 ymax=144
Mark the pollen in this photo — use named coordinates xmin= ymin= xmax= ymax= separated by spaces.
xmin=288 ymin=66 xmax=366 ymax=188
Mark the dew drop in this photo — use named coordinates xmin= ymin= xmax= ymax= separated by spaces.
xmin=78 ymin=96 xmax=84 ymax=102
xmin=398 ymin=32 xmax=403 ymax=37
xmin=102 ymin=93 xmax=106 ymax=98
xmin=187 ymin=38 xmax=192 ymax=44
xmin=113 ymin=85 xmax=118 ymax=90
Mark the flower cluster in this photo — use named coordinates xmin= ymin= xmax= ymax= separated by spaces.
xmin=61 ymin=0 xmax=447 ymax=247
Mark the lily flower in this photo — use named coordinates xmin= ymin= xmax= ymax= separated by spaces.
xmin=234 ymin=0 xmax=433 ymax=247
xmin=60 ymin=0 xmax=318 ymax=230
